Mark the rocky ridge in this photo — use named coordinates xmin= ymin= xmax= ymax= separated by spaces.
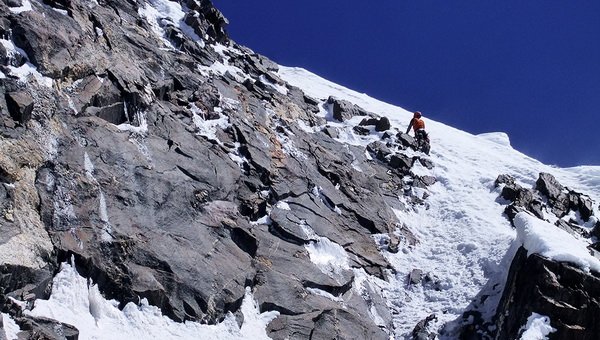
xmin=485 ymin=173 xmax=600 ymax=339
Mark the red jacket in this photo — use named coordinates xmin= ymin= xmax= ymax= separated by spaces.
xmin=406 ymin=118 xmax=425 ymax=134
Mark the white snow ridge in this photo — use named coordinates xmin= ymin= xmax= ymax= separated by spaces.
xmin=25 ymin=259 xmax=279 ymax=340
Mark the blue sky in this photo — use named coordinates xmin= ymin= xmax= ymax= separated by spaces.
xmin=212 ymin=1 xmax=600 ymax=167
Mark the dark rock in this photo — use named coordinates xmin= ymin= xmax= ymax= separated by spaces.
xmin=414 ymin=176 xmax=437 ymax=188
xmin=360 ymin=116 xmax=391 ymax=132
xmin=504 ymin=204 xmax=526 ymax=222
xmin=353 ymin=125 xmax=370 ymax=136
xmin=494 ymin=174 xmax=515 ymax=187
xmin=577 ymin=195 xmax=594 ymax=222
xmin=381 ymin=131 xmax=394 ymax=140
xmin=555 ymin=219 xmax=589 ymax=238
xmin=327 ymin=96 xmax=368 ymax=122
xmin=412 ymin=314 xmax=437 ymax=340
xmin=388 ymin=154 xmax=413 ymax=171
xmin=7 ymin=0 xmax=23 ymax=7
xmin=366 ymin=141 xmax=391 ymax=161
xmin=13 ymin=316 xmax=79 ymax=340
xmin=85 ymin=102 xmax=127 ymax=125
xmin=494 ymin=247 xmax=600 ymax=340
xmin=397 ymin=132 xmax=416 ymax=149
xmin=536 ymin=172 xmax=565 ymax=201
xmin=5 ymin=91 xmax=33 ymax=124
xmin=375 ymin=117 xmax=391 ymax=131
xmin=417 ymin=157 xmax=434 ymax=170
xmin=359 ymin=117 xmax=378 ymax=126
xmin=591 ymin=221 xmax=600 ymax=239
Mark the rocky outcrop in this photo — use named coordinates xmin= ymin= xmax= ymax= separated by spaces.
xmin=494 ymin=247 xmax=600 ymax=340
xmin=326 ymin=96 xmax=369 ymax=122
xmin=492 ymin=173 xmax=600 ymax=339
xmin=0 ymin=0 xmax=435 ymax=338
xmin=496 ymin=172 xmax=594 ymax=231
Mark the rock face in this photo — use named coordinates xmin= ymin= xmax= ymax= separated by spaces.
xmin=492 ymin=173 xmax=600 ymax=339
xmin=494 ymin=247 xmax=600 ymax=340
xmin=0 ymin=0 xmax=434 ymax=338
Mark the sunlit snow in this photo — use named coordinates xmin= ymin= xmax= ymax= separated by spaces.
xmin=519 ymin=313 xmax=556 ymax=340
xmin=25 ymin=260 xmax=279 ymax=340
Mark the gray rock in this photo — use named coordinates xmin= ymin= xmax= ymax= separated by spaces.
xmin=494 ymin=247 xmax=600 ymax=340
xmin=409 ymin=268 xmax=423 ymax=284
xmin=327 ymin=96 xmax=368 ymax=122
xmin=13 ymin=316 xmax=79 ymax=340
xmin=397 ymin=132 xmax=417 ymax=149
xmin=536 ymin=172 xmax=565 ymax=201
xmin=5 ymin=91 xmax=33 ymax=124
xmin=322 ymin=126 xmax=339 ymax=139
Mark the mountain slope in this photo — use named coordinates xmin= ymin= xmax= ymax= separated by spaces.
xmin=1 ymin=1 xmax=600 ymax=339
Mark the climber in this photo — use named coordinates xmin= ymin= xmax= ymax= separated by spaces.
xmin=406 ymin=111 xmax=430 ymax=155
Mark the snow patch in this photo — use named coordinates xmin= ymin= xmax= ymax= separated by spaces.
xmin=519 ymin=313 xmax=556 ymax=340
xmin=1 ymin=313 xmax=21 ymax=340
xmin=138 ymin=0 xmax=204 ymax=49
xmin=0 ymin=39 xmax=53 ymax=87
xmin=83 ymin=152 xmax=95 ymax=181
xmin=190 ymin=103 xmax=231 ymax=143
xmin=26 ymin=259 xmax=279 ymax=340
xmin=514 ymin=212 xmax=600 ymax=273
xmin=306 ymin=287 xmax=343 ymax=302
xmin=8 ymin=0 xmax=32 ymax=13
xmin=117 ymin=109 xmax=148 ymax=135
xmin=275 ymin=201 xmax=291 ymax=211
xmin=305 ymin=237 xmax=350 ymax=280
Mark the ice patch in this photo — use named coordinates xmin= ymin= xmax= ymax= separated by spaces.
xmin=519 ymin=313 xmax=556 ymax=340
xmin=275 ymin=201 xmax=291 ymax=211
xmin=0 ymin=39 xmax=53 ymax=87
xmin=305 ymin=237 xmax=350 ymax=280
xmin=1 ymin=313 xmax=21 ymax=340
xmin=190 ymin=103 xmax=231 ymax=143
xmin=306 ymin=287 xmax=343 ymax=302
xmin=9 ymin=0 xmax=32 ymax=13
xmin=0 ymin=71 xmax=6 ymax=79
xmin=84 ymin=152 xmax=95 ymax=181
xmin=117 ymin=109 xmax=148 ymax=135
xmin=26 ymin=259 xmax=279 ymax=340
xmin=514 ymin=212 xmax=600 ymax=273
xmin=52 ymin=7 xmax=69 ymax=15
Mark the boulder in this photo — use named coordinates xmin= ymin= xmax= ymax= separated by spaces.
xmin=376 ymin=117 xmax=391 ymax=131
xmin=397 ymin=132 xmax=417 ymax=149
xmin=5 ymin=91 xmax=34 ymax=124
xmin=327 ymin=96 xmax=368 ymax=122
xmin=494 ymin=247 xmax=600 ymax=340
xmin=322 ymin=126 xmax=339 ymax=139
xmin=366 ymin=141 xmax=391 ymax=161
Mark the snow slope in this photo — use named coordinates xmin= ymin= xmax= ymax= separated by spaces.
xmin=279 ymin=66 xmax=600 ymax=337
